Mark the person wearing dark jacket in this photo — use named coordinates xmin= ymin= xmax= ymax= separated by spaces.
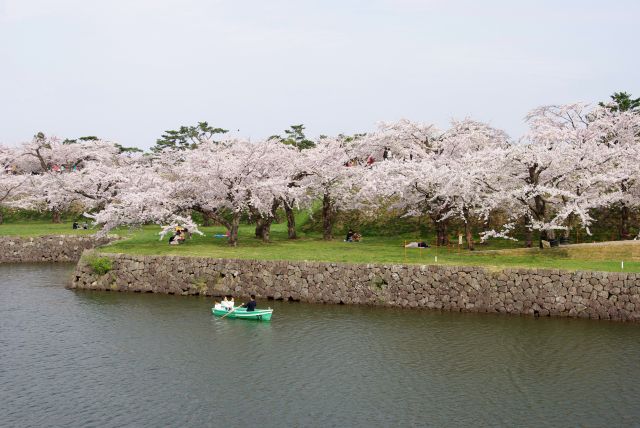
xmin=345 ymin=229 xmax=355 ymax=242
xmin=242 ymin=295 xmax=257 ymax=312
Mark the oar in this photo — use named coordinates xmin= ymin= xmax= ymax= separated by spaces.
xmin=220 ymin=305 xmax=242 ymax=319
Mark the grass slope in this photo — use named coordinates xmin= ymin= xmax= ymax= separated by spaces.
xmin=0 ymin=222 xmax=94 ymax=237
xmin=99 ymin=223 xmax=639 ymax=273
xmin=1 ymin=221 xmax=638 ymax=272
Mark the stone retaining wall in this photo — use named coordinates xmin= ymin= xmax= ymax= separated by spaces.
xmin=70 ymin=252 xmax=640 ymax=321
xmin=0 ymin=235 xmax=114 ymax=263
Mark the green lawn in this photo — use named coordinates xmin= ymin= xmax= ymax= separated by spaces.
xmin=1 ymin=221 xmax=638 ymax=272
xmin=0 ymin=222 xmax=94 ymax=237
xmin=101 ymin=223 xmax=639 ymax=272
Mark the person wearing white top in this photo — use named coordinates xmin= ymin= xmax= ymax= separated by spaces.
xmin=221 ymin=296 xmax=235 ymax=311
xmin=215 ymin=296 xmax=233 ymax=311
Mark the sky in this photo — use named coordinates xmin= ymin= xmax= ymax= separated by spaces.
xmin=1 ymin=0 xmax=638 ymax=149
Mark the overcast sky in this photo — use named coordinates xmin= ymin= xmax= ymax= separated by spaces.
xmin=1 ymin=0 xmax=638 ymax=149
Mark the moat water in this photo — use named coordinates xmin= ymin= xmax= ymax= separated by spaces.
xmin=1 ymin=263 xmax=639 ymax=427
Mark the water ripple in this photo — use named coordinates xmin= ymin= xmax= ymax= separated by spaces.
xmin=1 ymin=264 xmax=639 ymax=427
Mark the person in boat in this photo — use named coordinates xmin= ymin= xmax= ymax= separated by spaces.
xmin=221 ymin=295 xmax=234 ymax=311
xmin=242 ymin=294 xmax=257 ymax=312
xmin=214 ymin=296 xmax=234 ymax=312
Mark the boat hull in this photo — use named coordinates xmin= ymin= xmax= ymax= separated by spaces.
xmin=211 ymin=307 xmax=273 ymax=321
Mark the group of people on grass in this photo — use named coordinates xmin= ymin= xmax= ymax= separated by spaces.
xmin=167 ymin=223 xmax=431 ymax=251
xmin=168 ymin=226 xmax=190 ymax=245
xmin=214 ymin=294 xmax=258 ymax=312
xmin=344 ymin=148 xmax=398 ymax=168
xmin=344 ymin=229 xmax=362 ymax=242
xmin=50 ymin=164 xmax=78 ymax=173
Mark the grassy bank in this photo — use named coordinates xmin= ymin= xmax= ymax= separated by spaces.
xmin=1 ymin=221 xmax=638 ymax=272
xmin=0 ymin=222 xmax=94 ymax=237
xmin=100 ymin=223 xmax=639 ymax=272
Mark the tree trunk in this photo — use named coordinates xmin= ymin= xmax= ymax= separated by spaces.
xmin=0 ymin=209 xmax=3 ymax=225
xmin=539 ymin=229 xmax=556 ymax=248
xmin=620 ymin=203 xmax=631 ymax=240
xmin=532 ymin=191 xmax=551 ymax=248
xmin=255 ymin=217 xmax=265 ymax=239
xmin=202 ymin=210 xmax=215 ymax=227
xmin=462 ymin=207 xmax=474 ymax=250
xmin=228 ymin=214 xmax=240 ymax=247
xmin=51 ymin=208 xmax=61 ymax=224
xmin=260 ymin=220 xmax=272 ymax=242
xmin=254 ymin=200 xmax=280 ymax=243
xmin=254 ymin=216 xmax=275 ymax=242
xmin=199 ymin=207 xmax=240 ymax=246
xmin=522 ymin=215 xmax=533 ymax=248
xmin=284 ymin=203 xmax=297 ymax=239
xmin=436 ymin=221 xmax=449 ymax=246
xmin=464 ymin=221 xmax=474 ymax=251
xmin=322 ymin=193 xmax=333 ymax=240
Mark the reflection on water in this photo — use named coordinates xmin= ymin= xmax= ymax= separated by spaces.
xmin=1 ymin=263 xmax=639 ymax=427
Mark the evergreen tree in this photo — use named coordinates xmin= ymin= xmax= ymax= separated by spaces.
xmin=599 ymin=91 xmax=640 ymax=113
xmin=270 ymin=124 xmax=315 ymax=150
xmin=152 ymin=121 xmax=227 ymax=152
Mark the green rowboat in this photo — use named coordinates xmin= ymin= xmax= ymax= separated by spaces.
xmin=211 ymin=306 xmax=273 ymax=321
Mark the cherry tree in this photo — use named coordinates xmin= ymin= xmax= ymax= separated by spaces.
xmin=87 ymin=161 xmax=200 ymax=235
xmin=430 ymin=119 xmax=512 ymax=248
xmin=4 ymin=99 xmax=634 ymax=249
xmin=488 ymin=103 xmax=626 ymax=246
xmin=0 ymin=146 xmax=30 ymax=224
xmin=12 ymin=134 xmax=122 ymax=222
xmin=354 ymin=119 xmax=510 ymax=248
xmin=588 ymin=107 xmax=640 ymax=239
xmin=267 ymin=131 xmax=317 ymax=240
xmin=247 ymin=142 xmax=304 ymax=241
xmin=354 ymin=156 xmax=446 ymax=242
xmin=18 ymin=134 xmax=118 ymax=173
xmin=352 ymin=119 xmax=441 ymax=164
xmin=298 ymin=136 xmax=362 ymax=240
xmin=92 ymin=138 xmax=299 ymax=246
xmin=58 ymin=151 xmax=145 ymax=214
xmin=279 ymin=172 xmax=309 ymax=240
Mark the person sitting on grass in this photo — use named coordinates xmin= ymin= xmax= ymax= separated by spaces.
xmin=345 ymin=229 xmax=355 ymax=242
xmin=169 ymin=232 xmax=181 ymax=245
xmin=242 ymin=294 xmax=257 ymax=312
xmin=181 ymin=227 xmax=191 ymax=240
